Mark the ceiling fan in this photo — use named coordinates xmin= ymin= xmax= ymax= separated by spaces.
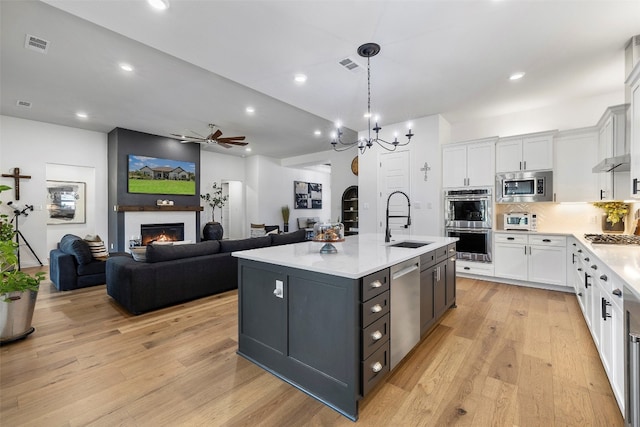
xmin=171 ymin=124 xmax=247 ymax=148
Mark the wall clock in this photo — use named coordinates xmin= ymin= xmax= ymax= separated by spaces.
xmin=351 ymin=156 xmax=358 ymax=176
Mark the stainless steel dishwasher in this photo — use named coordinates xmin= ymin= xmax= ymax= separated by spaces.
xmin=390 ymin=256 xmax=420 ymax=370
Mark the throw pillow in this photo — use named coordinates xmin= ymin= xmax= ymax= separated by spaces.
xmin=130 ymin=247 xmax=147 ymax=262
xmin=84 ymin=234 xmax=109 ymax=260
xmin=59 ymin=234 xmax=93 ymax=265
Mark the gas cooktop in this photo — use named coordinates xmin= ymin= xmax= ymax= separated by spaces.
xmin=584 ymin=234 xmax=640 ymax=245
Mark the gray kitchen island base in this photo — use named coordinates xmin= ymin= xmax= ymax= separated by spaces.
xmin=235 ymin=236 xmax=457 ymax=420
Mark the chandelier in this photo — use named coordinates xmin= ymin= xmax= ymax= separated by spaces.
xmin=331 ymin=42 xmax=414 ymax=154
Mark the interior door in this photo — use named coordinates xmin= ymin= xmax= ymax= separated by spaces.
xmin=379 ymin=150 xmax=411 ymax=237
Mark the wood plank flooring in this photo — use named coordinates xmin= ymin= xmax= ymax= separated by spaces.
xmin=1 ymin=268 xmax=623 ymax=426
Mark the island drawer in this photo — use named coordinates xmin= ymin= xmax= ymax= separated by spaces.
xmin=361 ymin=268 xmax=389 ymax=302
xmin=361 ymin=340 xmax=390 ymax=396
xmin=361 ymin=290 xmax=389 ymax=327
xmin=362 ymin=313 xmax=389 ymax=360
xmin=435 ymin=245 xmax=450 ymax=263
xmin=420 ymin=250 xmax=436 ymax=270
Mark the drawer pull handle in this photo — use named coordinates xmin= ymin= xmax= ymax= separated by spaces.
xmin=600 ymin=274 xmax=608 ymax=282
xmin=507 ymin=237 xmax=515 ymax=241
xmin=371 ymin=362 xmax=383 ymax=373
xmin=449 ymin=248 xmax=455 ymax=253
xmin=370 ymin=280 xmax=382 ymax=289
xmin=578 ymin=249 xmax=582 ymax=253
xmin=371 ymin=304 xmax=383 ymax=313
xmin=463 ymin=266 xmax=470 ymax=270
xmin=371 ymin=330 xmax=383 ymax=341
xmin=584 ymin=257 xmax=590 ymax=262
xmin=591 ymin=265 xmax=597 ymax=270
xmin=542 ymin=239 xmax=551 ymax=242
xmin=613 ymin=288 xmax=622 ymax=297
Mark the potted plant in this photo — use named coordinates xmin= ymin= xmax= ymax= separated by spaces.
xmin=0 ymin=185 xmax=45 ymax=344
xmin=200 ymin=182 xmax=228 ymax=240
xmin=593 ymin=201 xmax=629 ymax=233
xmin=281 ymin=205 xmax=290 ymax=232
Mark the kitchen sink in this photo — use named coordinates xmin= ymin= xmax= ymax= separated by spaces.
xmin=389 ymin=241 xmax=433 ymax=248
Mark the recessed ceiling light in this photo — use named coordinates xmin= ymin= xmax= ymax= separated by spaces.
xmin=363 ymin=112 xmax=371 ymax=118
xmin=245 ymin=147 xmax=252 ymax=152
xmin=294 ymin=74 xmax=307 ymax=84
xmin=245 ymin=106 xmax=255 ymax=114
xmin=314 ymin=130 xmax=321 ymax=136
xmin=147 ymin=0 xmax=169 ymax=10
xmin=76 ymin=112 xmax=88 ymax=119
xmin=119 ymin=63 xmax=134 ymax=72
xmin=509 ymin=72 xmax=525 ymax=81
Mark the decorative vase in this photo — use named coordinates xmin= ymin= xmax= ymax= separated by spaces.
xmin=0 ymin=290 xmax=38 ymax=344
xmin=601 ymin=215 xmax=625 ymax=234
xmin=283 ymin=223 xmax=289 ymax=233
xmin=203 ymin=222 xmax=224 ymax=241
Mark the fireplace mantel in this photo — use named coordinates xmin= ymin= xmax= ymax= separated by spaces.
xmin=116 ymin=205 xmax=203 ymax=212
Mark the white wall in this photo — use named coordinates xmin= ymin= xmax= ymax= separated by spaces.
xmin=450 ymin=91 xmax=624 ymax=143
xmin=359 ymin=114 xmax=450 ymax=236
xmin=0 ymin=116 xmax=108 ymax=267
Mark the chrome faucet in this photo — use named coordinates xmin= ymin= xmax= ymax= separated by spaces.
xmin=385 ymin=191 xmax=411 ymax=242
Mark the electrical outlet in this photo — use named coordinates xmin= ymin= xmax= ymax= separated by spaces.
xmin=590 ymin=215 xmax=598 ymax=224
xmin=363 ymin=202 xmax=370 ymax=209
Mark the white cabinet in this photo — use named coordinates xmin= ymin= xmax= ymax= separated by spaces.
xmin=442 ymin=138 xmax=496 ymax=188
xmin=595 ymin=104 xmax=630 ymax=200
xmin=629 ymin=64 xmax=640 ymax=198
xmin=554 ymin=129 xmax=599 ymax=202
xmin=494 ymin=233 xmax=567 ymax=286
xmin=496 ymin=132 xmax=554 ymax=173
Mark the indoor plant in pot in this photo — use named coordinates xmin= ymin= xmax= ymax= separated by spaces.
xmin=593 ymin=201 xmax=629 ymax=233
xmin=0 ymin=185 xmax=45 ymax=344
xmin=281 ymin=205 xmax=290 ymax=232
xmin=200 ymin=181 xmax=228 ymax=240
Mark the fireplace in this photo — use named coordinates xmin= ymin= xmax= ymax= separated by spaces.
xmin=140 ymin=223 xmax=185 ymax=246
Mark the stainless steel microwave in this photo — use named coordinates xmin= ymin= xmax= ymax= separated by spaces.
xmin=496 ymin=170 xmax=553 ymax=203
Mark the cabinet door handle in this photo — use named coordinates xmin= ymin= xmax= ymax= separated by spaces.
xmin=523 ymin=161 xmax=527 ymax=170
xmin=600 ymin=189 xmax=605 ymax=200
xmin=634 ymin=178 xmax=639 ymax=195
xmin=601 ymin=298 xmax=612 ymax=321
xmin=371 ymin=361 xmax=383 ymax=373
xmin=370 ymin=280 xmax=382 ymax=289
xmin=585 ymin=272 xmax=591 ymax=288
xmin=613 ymin=288 xmax=622 ymax=297
xmin=519 ymin=161 xmax=522 ymax=171
xmin=370 ymin=304 xmax=383 ymax=313
xmin=371 ymin=330 xmax=383 ymax=341
xmin=572 ymin=253 xmax=576 ymax=264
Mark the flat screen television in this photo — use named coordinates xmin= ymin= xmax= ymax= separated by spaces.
xmin=128 ymin=154 xmax=196 ymax=195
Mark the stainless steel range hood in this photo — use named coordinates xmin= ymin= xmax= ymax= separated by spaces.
xmin=592 ymin=153 xmax=631 ymax=173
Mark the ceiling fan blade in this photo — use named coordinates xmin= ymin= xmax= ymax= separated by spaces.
xmin=217 ymin=136 xmax=246 ymax=142
xmin=170 ymin=133 xmax=202 ymax=140
xmin=217 ymin=142 xmax=233 ymax=149
xmin=212 ymin=129 xmax=223 ymax=140
xmin=226 ymin=141 xmax=249 ymax=146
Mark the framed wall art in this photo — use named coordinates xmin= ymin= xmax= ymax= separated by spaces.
xmin=46 ymin=180 xmax=86 ymax=225
xmin=294 ymin=181 xmax=322 ymax=209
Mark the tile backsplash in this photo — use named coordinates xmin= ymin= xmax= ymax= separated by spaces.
xmin=495 ymin=202 xmax=640 ymax=234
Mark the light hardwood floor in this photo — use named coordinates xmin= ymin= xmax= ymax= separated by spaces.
xmin=1 ymin=268 xmax=623 ymax=426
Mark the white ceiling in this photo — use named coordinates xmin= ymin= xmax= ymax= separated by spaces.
xmin=2 ymin=0 xmax=639 ymax=158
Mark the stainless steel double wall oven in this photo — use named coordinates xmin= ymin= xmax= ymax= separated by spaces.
xmin=444 ymin=188 xmax=492 ymax=262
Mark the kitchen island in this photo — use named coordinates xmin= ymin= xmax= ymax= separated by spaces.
xmin=232 ymin=234 xmax=458 ymax=420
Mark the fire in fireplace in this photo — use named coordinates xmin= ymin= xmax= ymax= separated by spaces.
xmin=140 ymin=223 xmax=185 ymax=246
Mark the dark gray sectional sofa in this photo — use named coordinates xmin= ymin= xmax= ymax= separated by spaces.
xmin=106 ymin=229 xmax=306 ymax=315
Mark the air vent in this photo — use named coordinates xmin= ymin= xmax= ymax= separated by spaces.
xmin=24 ymin=34 xmax=50 ymax=53
xmin=16 ymin=100 xmax=32 ymax=109
xmin=338 ymin=56 xmax=363 ymax=73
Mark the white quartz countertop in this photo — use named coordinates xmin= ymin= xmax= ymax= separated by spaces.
xmin=232 ymin=233 xmax=458 ymax=279
xmin=573 ymin=234 xmax=640 ymax=298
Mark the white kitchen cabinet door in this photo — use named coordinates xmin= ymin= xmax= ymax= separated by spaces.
xmin=442 ymin=144 xmax=468 ymax=188
xmin=554 ymin=130 xmax=599 ymax=202
xmin=495 ymin=137 xmax=522 ymax=173
xmin=611 ymin=299 xmax=625 ymax=411
xmin=528 ymin=244 xmax=567 ymax=287
xmin=598 ymin=118 xmax=615 ymax=200
xmin=631 ymin=77 xmax=640 ymax=198
xmin=522 ymin=134 xmax=554 ymax=171
xmin=494 ymin=243 xmax=527 ymax=281
xmin=466 ymin=142 xmax=495 ymax=187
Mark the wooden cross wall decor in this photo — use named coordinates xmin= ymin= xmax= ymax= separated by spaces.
xmin=1 ymin=167 xmax=31 ymax=200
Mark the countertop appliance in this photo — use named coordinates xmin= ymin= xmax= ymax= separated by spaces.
xmin=584 ymin=234 xmax=640 ymax=245
xmin=504 ymin=212 xmax=537 ymax=231
xmin=496 ymin=170 xmax=553 ymax=203
xmin=390 ymin=257 xmax=420 ymax=370
xmin=445 ymin=188 xmax=492 ymax=262
xmin=624 ymin=283 xmax=640 ymax=427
